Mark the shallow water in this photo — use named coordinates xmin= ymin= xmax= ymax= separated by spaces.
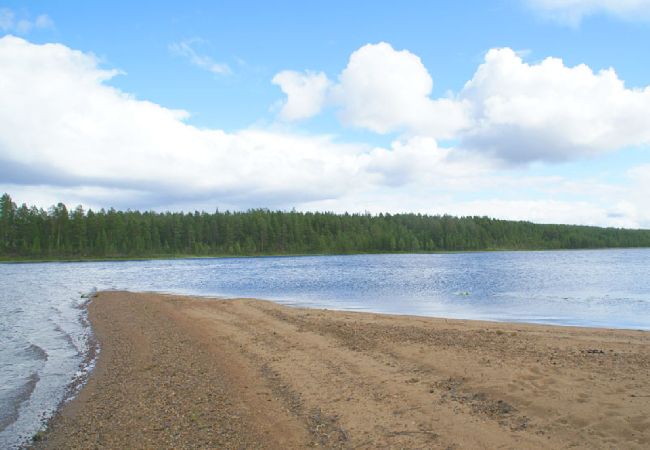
xmin=1 ymin=249 xmax=649 ymax=447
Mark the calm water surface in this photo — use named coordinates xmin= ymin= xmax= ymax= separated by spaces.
xmin=1 ymin=249 xmax=649 ymax=447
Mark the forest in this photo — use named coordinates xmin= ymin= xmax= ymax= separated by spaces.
xmin=2 ymin=193 xmax=650 ymax=260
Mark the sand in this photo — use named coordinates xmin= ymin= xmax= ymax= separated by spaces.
xmin=35 ymin=291 xmax=650 ymax=449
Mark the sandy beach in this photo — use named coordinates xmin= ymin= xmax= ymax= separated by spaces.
xmin=36 ymin=291 xmax=650 ymax=449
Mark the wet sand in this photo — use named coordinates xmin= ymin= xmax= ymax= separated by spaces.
xmin=37 ymin=291 xmax=650 ymax=449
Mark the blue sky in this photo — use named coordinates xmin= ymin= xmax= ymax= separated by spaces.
xmin=1 ymin=0 xmax=650 ymax=227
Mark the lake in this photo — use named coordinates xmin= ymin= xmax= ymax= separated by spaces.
xmin=1 ymin=249 xmax=649 ymax=448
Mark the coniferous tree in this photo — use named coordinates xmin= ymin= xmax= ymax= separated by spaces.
xmin=1 ymin=192 xmax=650 ymax=260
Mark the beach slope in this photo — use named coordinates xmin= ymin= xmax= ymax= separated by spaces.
xmin=37 ymin=291 xmax=649 ymax=449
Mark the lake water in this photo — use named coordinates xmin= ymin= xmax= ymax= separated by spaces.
xmin=1 ymin=249 xmax=649 ymax=447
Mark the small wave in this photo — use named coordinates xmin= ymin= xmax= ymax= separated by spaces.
xmin=75 ymin=288 xmax=98 ymax=309
xmin=43 ymin=297 xmax=100 ymax=423
xmin=24 ymin=344 xmax=48 ymax=362
xmin=0 ymin=373 xmax=39 ymax=433
xmin=63 ymin=337 xmax=99 ymax=404
xmin=0 ymin=300 xmax=100 ymax=449
xmin=53 ymin=325 xmax=81 ymax=356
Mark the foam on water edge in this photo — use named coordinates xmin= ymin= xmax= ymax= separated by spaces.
xmin=0 ymin=289 xmax=99 ymax=449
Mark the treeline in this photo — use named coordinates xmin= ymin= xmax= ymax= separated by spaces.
xmin=1 ymin=193 xmax=650 ymax=260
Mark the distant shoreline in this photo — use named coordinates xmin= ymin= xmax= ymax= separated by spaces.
xmin=4 ymin=193 xmax=650 ymax=265
xmin=35 ymin=291 xmax=650 ymax=449
xmin=3 ymin=246 xmax=650 ymax=264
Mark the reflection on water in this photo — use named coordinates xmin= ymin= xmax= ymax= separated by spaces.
xmin=1 ymin=249 xmax=649 ymax=447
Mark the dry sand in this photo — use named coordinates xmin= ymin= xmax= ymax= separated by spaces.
xmin=36 ymin=291 xmax=650 ymax=449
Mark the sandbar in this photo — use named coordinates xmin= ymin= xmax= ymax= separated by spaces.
xmin=36 ymin=291 xmax=650 ymax=448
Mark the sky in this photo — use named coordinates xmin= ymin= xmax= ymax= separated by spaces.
xmin=1 ymin=0 xmax=650 ymax=228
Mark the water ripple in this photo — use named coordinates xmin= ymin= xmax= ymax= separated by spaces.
xmin=1 ymin=249 xmax=650 ymax=448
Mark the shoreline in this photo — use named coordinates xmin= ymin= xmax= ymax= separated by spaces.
xmin=36 ymin=291 xmax=650 ymax=448
xmin=3 ymin=246 xmax=650 ymax=264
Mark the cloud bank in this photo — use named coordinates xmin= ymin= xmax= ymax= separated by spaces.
xmin=0 ymin=36 xmax=482 ymax=210
xmin=275 ymin=42 xmax=650 ymax=163
xmin=1 ymin=36 xmax=649 ymax=228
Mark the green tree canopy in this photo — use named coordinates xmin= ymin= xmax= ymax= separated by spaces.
xmin=1 ymin=193 xmax=649 ymax=260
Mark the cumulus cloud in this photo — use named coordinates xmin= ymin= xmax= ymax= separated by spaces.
xmin=0 ymin=36 xmax=366 ymax=208
xmin=0 ymin=8 xmax=53 ymax=34
xmin=169 ymin=39 xmax=231 ymax=75
xmin=272 ymin=70 xmax=330 ymax=120
xmin=361 ymin=137 xmax=493 ymax=187
xmin=332 ymin=43 xmax=470 ymax=139
xmin=459 ymin=48 xmax=650 ymax=162
xmin=274 ymin=42 xmax=470 ymax=139
xmin=2 ymin=35 xmax=650 ymax=228
xmin=275 ymin=43 xmax=650 ymax=164
xmin=333 ymin=42 xmax=432 ymax=133
xmin=527 ymin=0 xmax=650 ymax=25
xmin=0 ymin=36 xmax=471 ymax=211
xmin=0 ymin=36 xmax=495 ymax=212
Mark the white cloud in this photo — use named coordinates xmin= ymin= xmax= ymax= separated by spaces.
xmin=331 ymin=43 xmax=470 ymax=138
xmin=2 ymin=36 xmax=650 ymax=228
xmin=274 ymin=42 xmax=470 ymax=139
xmin=0 ymin=8 xmax=53 ymax=34
xmin=0 ymin=36 xmax=366 ymax=208
xmin=300 ymin=189 xmax=648 ymax=228
xmin=334 ymin=42 xmax=432 ymax=133
xmin=0 ymin=36 xmax=491 ymax=212
xmin=527 ymin=0 xmax=650 ymax=25
xmin=459 ymin=48 xmax=650 ymax=162
xmin=298 ymin=162 xmax=650 ymax=229
xmin=169 ymin=39 xmax=231 ymax=75
xmin=272 ymin=70 xmax=330 ymax=121
xmin=441 ymin=199 xmax=637 ymax=227
xmin=275 ymin=43 xmax=650 ymax=164
xmin=625 ymin=164 xmax=650 ymax=225
xmin=362 ymin=136 xmax=494 ymax=187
